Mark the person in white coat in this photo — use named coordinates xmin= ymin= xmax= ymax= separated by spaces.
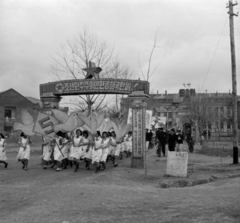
xmin=17 ymin=132 xmax=32 ymax=171
xmin=42 ymin=136 xmax=52 ymax=169
xmin=53 ymin=131 xmax=64 ymax=171
xmin=126 ymin=131 xmax=132 ymax=158
xmin=83 ymin=132 xmax=93 ymax=171
xmin=0 ymin=133 xmax=8 ymax=168
xmin=70 ymin=129 xmax=82 ymax=172
xmin=92 ymin=131 xmax=102 ymax=173
xmin=100 ymin=131 xmax=110 ymax=171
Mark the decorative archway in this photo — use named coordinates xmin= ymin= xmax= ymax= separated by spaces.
xmin=39 ymin=78 xmax=150 ymax=169
xmin=40 ymin=78 xmax=149 ymax=109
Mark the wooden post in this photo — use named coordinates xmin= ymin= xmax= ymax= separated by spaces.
xmin=129 ymin=91 xmax=149 ymax=170
xmin=227 ymin=0 xmax=239 ymax=164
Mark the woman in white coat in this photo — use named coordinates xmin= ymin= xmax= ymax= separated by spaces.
xmin=0 ymin=133 xmax=8 ymax=168
xmin=17 ymin=132 xmax=32 ymax=171
xmin=70 ymin=129 xmax=83 ymax=172
xmin=100 ymin=131 xmax=110 ymax=171
xmin=92 ymin=131 xmax=102 ymax=173
xmin=42 ymin=136 xmax=52 ymax=169
xmin=53 ymin=131 xmax=63 ymax=171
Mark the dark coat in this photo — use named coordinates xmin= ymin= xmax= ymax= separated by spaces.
xmin=156 ymin=130 xmax=166 ymax=144
xmin=176 ymin=133 xmax=184 ymax=144
xmin=168 ymin=133 xmax=177 ymax=146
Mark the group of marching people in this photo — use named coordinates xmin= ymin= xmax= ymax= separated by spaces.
xmin=41 ymin=129 xmax=133 ymax=173
xmin=0 ymin=129 xmax=133 ymax=173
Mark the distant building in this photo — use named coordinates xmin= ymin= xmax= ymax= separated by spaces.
xmin=0 ymin=89 xmax=41 ymax=137
xmin=121 ymin=89 xmax=239 ymax=139
xmin=0 ymin=88 xmax=69 ymax=139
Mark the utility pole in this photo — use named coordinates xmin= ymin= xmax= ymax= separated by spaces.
xmin=227 ymin=0 xmax=239 ymax=164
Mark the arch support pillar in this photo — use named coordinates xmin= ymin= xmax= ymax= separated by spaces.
xmin=129 ymin=91 xmax=149 ymax=169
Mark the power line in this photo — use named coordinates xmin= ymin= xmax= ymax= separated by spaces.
xmin=200 ymin=18 xmax=228 ymax=92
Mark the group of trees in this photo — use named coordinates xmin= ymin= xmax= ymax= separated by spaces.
xmin=181 ymin=93 xmax=232 ymax=141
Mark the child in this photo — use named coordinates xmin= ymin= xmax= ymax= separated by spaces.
xmin=188 ymin=137 xmax=195 ymax=153
xmin=17 ymin=132 xmax=32 ymax=171
xmin=0 ymin=133 xmax=8 ymax=168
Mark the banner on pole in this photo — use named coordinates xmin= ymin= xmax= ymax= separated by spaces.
xmin=33 ymin=112 xmax=59 ymax=138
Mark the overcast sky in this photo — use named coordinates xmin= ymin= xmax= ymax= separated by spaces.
xmin=0 ymin=0 xmax=240 ymax=99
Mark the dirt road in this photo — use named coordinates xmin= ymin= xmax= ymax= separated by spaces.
xmin=0 ymin=146 xmax=239 ymax=223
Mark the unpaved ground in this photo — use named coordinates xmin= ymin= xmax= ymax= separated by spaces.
xmin=0 ymin=145 xmax=240 ymax=223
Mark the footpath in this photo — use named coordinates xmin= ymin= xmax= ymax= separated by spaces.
xmin=144 ymin=143 xmax=240 ymax=188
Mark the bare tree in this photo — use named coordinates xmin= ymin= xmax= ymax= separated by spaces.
xmin=50 ymin=28 xmax=131 ymax=113
xmin=182 ymin=93 xmax=232 ymax=142
xmin=138 ymin=26 xmax=168 ymax=81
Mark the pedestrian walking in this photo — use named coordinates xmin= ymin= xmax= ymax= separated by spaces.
xmin=176 ymin=130 xmax=184 ymax=152
xmin=168 ymin=129 xmax=177 ymax=152
xmin=0 ymin=133 xmax=8 ymax=168
xmin=42 ymin=136 xmax=52 ymax=169
xmin=69 ymin=129 xmax=83 ymax=172
xmin=125 ymin=131 xmax=132 ymax=157
xmin=53 ymin=131 xmax=64 ymax=171
xmin=156 ymin=127 xmax=166 ymax=157
xmin=100 ymin=132 xmax=110 ymax=171
xmin=17 ymin=132 xmax=32 ymax=171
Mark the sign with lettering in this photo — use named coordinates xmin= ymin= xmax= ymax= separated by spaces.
xmin=132 ymin=109 xmax=143 ymax=157
xmin=166 ymin=151 xmax=188 ymax=177
xmin=33 ymin=112 xmax=59 ymax=138
xmin=40 ymin=78 xmax=149 ymax=96
xmin=127 ymin=108 xmax=152 ymax=129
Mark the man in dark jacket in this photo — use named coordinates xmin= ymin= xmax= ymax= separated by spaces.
xmin=156 ymin=127 xmax=166 ymax=157
xmin=168 ymin=128 xmax=177 ymax=151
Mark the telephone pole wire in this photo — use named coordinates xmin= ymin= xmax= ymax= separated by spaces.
xmin=227 ymin=0 xmax=239 ymax=164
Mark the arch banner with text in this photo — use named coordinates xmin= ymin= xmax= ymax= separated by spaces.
xmin=40 ymin=78 xmax=149 ymax=97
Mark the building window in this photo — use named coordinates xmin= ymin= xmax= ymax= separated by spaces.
xmin=4 ymin=107 xmax=16 ymax=122
xmin=215 ymin=121 xmax=219 ymax=131
xmin=215 ymin=107 xmax=219 ymax=117
xmin=220 ymin=122 xmax=224 ymax=131
xmin=227 ymin=121 xmax=231 ymax=129
xmin=227 ymin=107 xmax=231 ymax=118
xmin=4 ymin=109 xmax=12 ymax=119
xmin=220 ymin=107 xmax=224 ymax=118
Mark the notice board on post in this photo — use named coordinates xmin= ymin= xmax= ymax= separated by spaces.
xmin=166 ymin=151 xmax=188 ymax=177
xmin=132 ymin=108 xmax=143 ymax=158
